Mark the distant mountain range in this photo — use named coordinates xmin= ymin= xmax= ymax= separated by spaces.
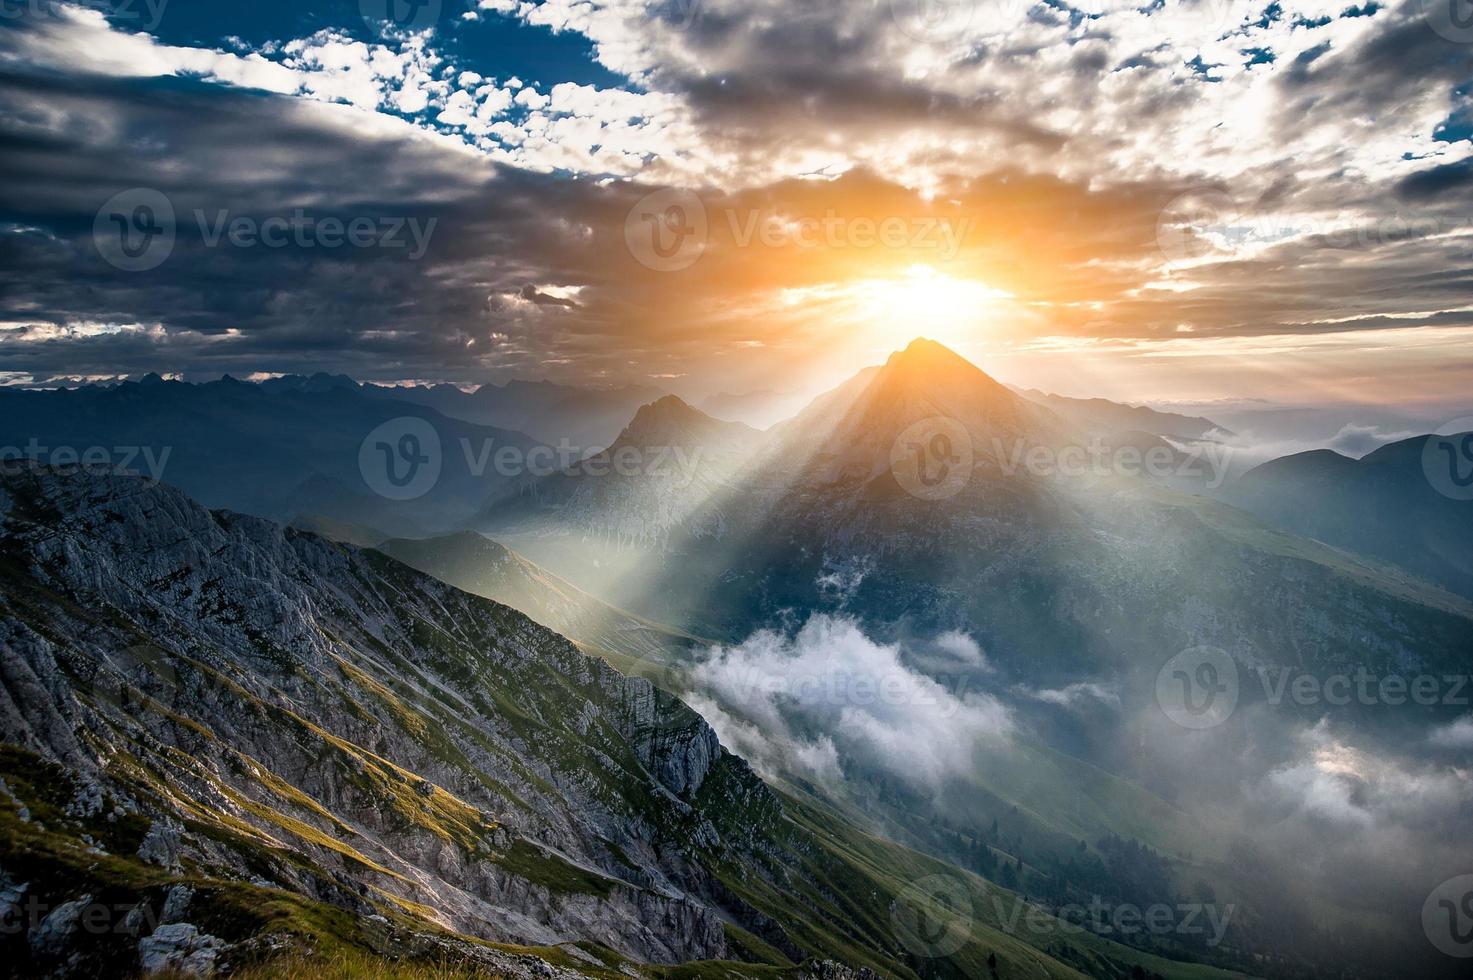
xmin=1225 ymin=433 xmax=1473 ymax=599
xmin=1010 ymin=387 xmax=1232 ymax=441
xmin=257 ymin=372 xmax=667 ymax=450
xmin=3 ymin=342 xmax=1468 ymax=978
xmin=0 ymin=374 xmax=545 ymax=538
xmin=366 ymin=378 xmax=668 ymax=450
xmin=483 ymin=341 xmax=1471 ymax=679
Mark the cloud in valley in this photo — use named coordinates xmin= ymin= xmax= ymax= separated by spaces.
xmin=686 ymin=615 xmax=1011 ymax=789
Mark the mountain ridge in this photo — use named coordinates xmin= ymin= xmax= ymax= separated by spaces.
xmin=0 ymin=465 xmax=1220 ymax=980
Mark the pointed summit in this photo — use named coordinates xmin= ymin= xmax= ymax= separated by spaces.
xmin=615 ymin=395 xmax=759 ymax=453
xmin=882 ymin=337 xmax=1009 ymax=394
xmin=894 ymin=336 xmax=963 ymax=362
xmin=767 ymin=337 xmax=1075 ymax=484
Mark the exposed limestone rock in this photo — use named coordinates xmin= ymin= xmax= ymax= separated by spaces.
xmin=138 ymin=922 xmax=224 ymax=976
xmin=28 ymin=893 xmax=89 ymax=963
xmin=137 ymin=818 xmax=183 ymax=869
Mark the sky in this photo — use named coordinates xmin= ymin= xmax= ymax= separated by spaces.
xmin=1 ymin=0 xmax=1472 ymax=411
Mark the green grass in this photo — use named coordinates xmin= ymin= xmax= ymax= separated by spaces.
xmin=493 ymin=839 xmax=619 ymax=899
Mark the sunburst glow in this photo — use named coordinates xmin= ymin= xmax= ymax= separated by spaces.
xmin=847 ymin=265 xmax=1014 ymax=350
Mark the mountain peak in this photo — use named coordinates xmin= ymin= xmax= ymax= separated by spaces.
xmin=618 ymin=395 xmax=755 ymax=446
xmin=767 ymin=335 xmax=1072 ymax=478
xmin=637 ymin=393 xmax=702 ymax=420
xmin=885 ymin=337 xmax=996 ymax=383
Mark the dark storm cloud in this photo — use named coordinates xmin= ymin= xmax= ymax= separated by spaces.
xmin=0 ymin=64 xmax=635 ymax=382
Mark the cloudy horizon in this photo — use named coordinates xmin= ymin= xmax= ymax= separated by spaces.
xmin=3 ymin=0 xmax=1473 ymax=412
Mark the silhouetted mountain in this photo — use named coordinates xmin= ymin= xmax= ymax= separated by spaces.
xmin=481 ymin=395 xmax=761 ymax=551
xmin=482 ymin=340 xmax=1472 ymax=679
xmin=1011 ymin=387 xmax=1231 ymax=440
xmin=1226 ymin=433 xmax=1473 ymax=598
xmin=366 ymin=378 xmax=669 ymax=450
xmin=759 ymin=337 xmax=1072 ymax=487
xmin=0 ymin=375 xmax=544 ymax=535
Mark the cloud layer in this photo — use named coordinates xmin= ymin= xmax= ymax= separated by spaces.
xmin=1 ymin=2 xmax=1471 ymax=405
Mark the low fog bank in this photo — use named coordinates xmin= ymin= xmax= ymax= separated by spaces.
xmin=680 ymin=614 xmax=1473 ymax=978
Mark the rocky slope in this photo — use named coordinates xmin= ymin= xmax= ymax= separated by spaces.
xmin=0 ymin=466 xmax=744 ymax=969
xmin=0 ymin=466 xmax=1200 ymax=980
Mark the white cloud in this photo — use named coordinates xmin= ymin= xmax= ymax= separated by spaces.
xmin=1324 ymin=423 xmax=1420 ymax=458
xmin=688 ymin=615 xmax=1011 ymax=789
xmin=1430 ymin=715 xmax=1473 ymax=749
xmin=1261 ymin=722 xmax=1473 ymax=828
xmin=932 ymin=629 xmax=988 ymax=670
xmin=1024 ymin=681 xmax=1120 ymax=707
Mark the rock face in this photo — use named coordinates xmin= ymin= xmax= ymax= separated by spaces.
xmin=0 ymin=467 xmax=785 ymax=969
xmin=137 ymin=923 xmax=223 ymax=976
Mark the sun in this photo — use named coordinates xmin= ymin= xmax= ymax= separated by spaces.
xmin=847 ymin=265 xmax=1013 ymax=350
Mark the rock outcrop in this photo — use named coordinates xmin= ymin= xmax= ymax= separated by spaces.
xmin=0 ymin=467 xmax=779 ymax=971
